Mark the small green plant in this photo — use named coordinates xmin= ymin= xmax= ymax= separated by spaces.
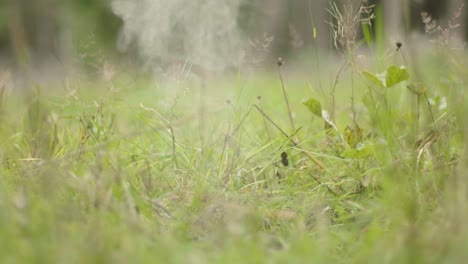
xmin=361 ymin=64 xmax=409 ymax=89
xmin=0 ymin=3 xmax=466 ymax=263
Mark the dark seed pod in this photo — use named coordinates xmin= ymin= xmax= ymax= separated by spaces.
xmin=281 ymin=151 xmax=289 ymax=167
xmin=396 ymin=42 xmax=402 ymax=51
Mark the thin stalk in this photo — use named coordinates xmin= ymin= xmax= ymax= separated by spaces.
xmin=169 ymin=100 xmax=179 ymax=170
xmin=199 ymin=75 xmax=207 ymax=155
xmin=424 ymin=93 xmax=437 ymax=128
xmin=330 ymin=61 xmax=347 ymax=120
xmin=309 ymin=173 xmax=338 ymax=196
xmin=416 ymin=94 xmax=421 ymax=137
xmin=277 ymin=58 xmax=296 ymax=132
xmin=254 ymin=104 xmax=326 ymax=170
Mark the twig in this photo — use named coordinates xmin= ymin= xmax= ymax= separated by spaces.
xmin=253 ymin=104 xmax=326 ymax=170
xmin=253 ymin=104 xmax=289 ymax=137
xmin=309 ymin=173 xmax=339 ymax=196
xmin=231 ymin=105 xmax=254 ymax=135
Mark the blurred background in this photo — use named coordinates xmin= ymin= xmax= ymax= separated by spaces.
xmin=0 ymin=0 xmax=466 ymax=77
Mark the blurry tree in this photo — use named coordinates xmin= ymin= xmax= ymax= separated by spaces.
xmin=68 ymin=0 xmax=121 ymax=54
xmin=1 ymin=0 xmax=64 ymax=66
xmin=0 ymin=0 xmax=121 ymax=67
xmin=245 ymin=0 xmax=467 ymax=55
xmin=0 ymin=0 xmax=465 ymax=66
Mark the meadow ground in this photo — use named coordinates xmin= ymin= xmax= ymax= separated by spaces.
xmin=0 ymin=46 xmax=467 ymax=263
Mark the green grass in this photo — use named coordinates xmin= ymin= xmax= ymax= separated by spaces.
xmin=0 ymin=46 xmax=467 ymax=264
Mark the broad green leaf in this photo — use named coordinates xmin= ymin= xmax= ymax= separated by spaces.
xmin=386 ymin=65 xmax=409 ymax=88
xmin=363 ymin=65 xmax=409 ymax=88
xmin=362 ymin=70 xmax=384 ymax=87
xmin=303 ymin=98 xmax=322 ymax=118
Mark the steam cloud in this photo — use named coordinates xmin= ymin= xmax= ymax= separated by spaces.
xmin=111 ymin=0 xmax=246 ymax=72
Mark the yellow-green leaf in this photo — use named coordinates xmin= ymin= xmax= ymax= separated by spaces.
xmin=303 ymin=98 xmax=322 ymax=118
xmin=344 ymin=144 xmax=373 ymax=159
xmin=407 ymin=83 xmax=427 ymax=95
xmin=386 ymin=65 xmax=409 ymax=88
xmin=362 ymin=70 xmax=384 ymax=88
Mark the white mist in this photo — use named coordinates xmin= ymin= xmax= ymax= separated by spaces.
xmin=111 ymin=0 xmax=246 ymax=73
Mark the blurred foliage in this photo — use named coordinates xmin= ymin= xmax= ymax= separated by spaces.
xmin=67 ymin=0 xmax=121 ymax=49
xmin=0 ymin=0 xmax=121 ymax=62
xmin=0 ymin=0 xmax=465 ymax=65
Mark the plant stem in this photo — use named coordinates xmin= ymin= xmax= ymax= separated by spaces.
xmin=277 ymin=62 xmax=296 ymax=133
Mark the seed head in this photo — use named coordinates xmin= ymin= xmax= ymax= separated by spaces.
xmin=277 ymin=57 xmax=284 ymax=67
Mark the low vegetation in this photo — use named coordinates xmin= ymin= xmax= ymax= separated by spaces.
xmin=0 ymin=4 xmax=467 ymax=263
